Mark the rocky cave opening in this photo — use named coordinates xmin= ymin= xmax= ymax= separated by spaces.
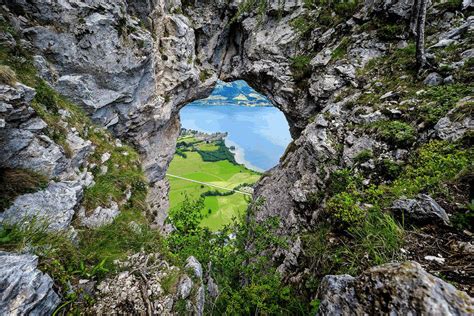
xmin=166 ymin=80 xmax=292 ymax=231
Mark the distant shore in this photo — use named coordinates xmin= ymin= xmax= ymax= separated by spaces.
xmin=190 ymin=100 xmax=273 ymax=107
xmin=224 ymin=138 xmax=264 ymax=173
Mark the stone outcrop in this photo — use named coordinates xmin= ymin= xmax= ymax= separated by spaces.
xmin=317 ymin=261 xmax=474 ymax=315
xmin=0 ymin=81 xmax=95 ymax=230
xmin=1 ymin=180 xmax=84 ymax=231
xmin=90 ymin=252 xmax=205 ymax=315
xmin=0 ymin=0 xmax=216 ymax=223
xmin=0 ymin=251 xmax=60 ymax=315
xmin=0 ymin=83 xmax=69 ymax=178
xmin=77 ymin=202 xmax=120 ymax=229
xmin=434 ymin=96 xmax=474 ymax=142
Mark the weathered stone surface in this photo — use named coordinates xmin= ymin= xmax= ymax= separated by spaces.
xmin=391 ymin=194 xmax=450 ymax=225
xmin=147 ymin=179 xmax=173 ymax=231
xmin=343 ymin=133 xmax=380 ymax=167
xmin=317 ymin=261 xmax=474 ymax=315
xmin=66 ymin=132 xmax=92 ymax=169
xmin=186 ymin=256 xmax=203 ymax=279
xmin=178 ymin=275 xmax=193 ymax=299
xmin=207 ymin=275 xmax=219 ymax=299
xmin=0 ymin=251 xmax=60 ymax=315
xmin=434 ymin=96 xmax=473 ymax=141
xmin=0 ymin=180 xmax=83 ymax=230
xmin=424 ymin=72 xmax=443 ymax=86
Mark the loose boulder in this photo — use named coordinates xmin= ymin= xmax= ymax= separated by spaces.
xmin=391 ymin=194 xmax=450 ymax=225
xmin=423 ymin=72 xmax=443 ymax=86
xmin=317 ymin=261 xmax=474 ymax=315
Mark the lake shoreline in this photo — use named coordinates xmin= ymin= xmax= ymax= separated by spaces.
xmin=180 ymin=104 xmax=291 ymax=171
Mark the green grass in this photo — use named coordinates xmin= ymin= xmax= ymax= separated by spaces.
xmin=0 ymin=206 xmax=169 ymax=295
xmin=167 ymin=139 xmax=260 ymax=231
xmin=331 ymin=37 xmax=350 ymax=61
xmin=303 ymin=137 xmax=471 ymax=288
xmin=200 ymin=194 xmax=251 ymax=231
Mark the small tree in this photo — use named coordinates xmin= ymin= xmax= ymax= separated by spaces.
xmin=168 ymin=195 xmax=203 ymax=233
xmin=410 ymin=0 xmax=429 ymax=69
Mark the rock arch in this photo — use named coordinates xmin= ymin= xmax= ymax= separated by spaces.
xmin=0 ymin=0 xmax=410 ymax=268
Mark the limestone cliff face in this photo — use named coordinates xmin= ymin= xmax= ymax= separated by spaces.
xmin=1 ymin=0 xmax=473 ymax=312
xmin=1 ymin=0 xmax=216 ymax=225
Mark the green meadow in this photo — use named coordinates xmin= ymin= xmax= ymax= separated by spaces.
xmin=167 ymin=135 xmax=261 ymax=231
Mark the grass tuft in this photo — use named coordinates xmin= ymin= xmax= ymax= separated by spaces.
xmin=0 ymin=65 xmax=17 ymax=86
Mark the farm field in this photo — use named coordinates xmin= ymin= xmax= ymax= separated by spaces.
xmin=167 ymin=135 xmax=260 ymax=231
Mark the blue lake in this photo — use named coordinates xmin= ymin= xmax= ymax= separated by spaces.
xmin=180 ymin=104 xmax=292 ymax=172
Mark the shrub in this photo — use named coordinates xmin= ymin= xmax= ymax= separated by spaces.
xmin=166 ymin=198 xmax=309 ymax=314
xmin=197 ymin=140 xmax=236 ymax=163
xmin=34 ymin=80 xmax=60 ymax=114
xmin=375 ymin=120 xmax=416 ymax=147
xmin=290 ymin=55 xmax=312 ymax=81
xmin=233 ymin=0 xmax=268 ymax=22
xmin=354 ymin=149 xmax=373 ymax=164
xmin=168 ymin=196 xmax=204 ymax=234
xmin=303 ymin=0 xmax=317 ymax=8
xmin=290 ymin=15 xmax=315 ymax=35
xmin=390 ymin=140 xmax=471 ymax=198
xmin=436 ymin=0 xmax=462 ymax=11
xmin=327 ymin=168 xmax=362 ymax=196
xmin=0 ymin=65 xmax=17 ymax=85
xmin=416 ymin=84 xmax=473 ymax=127
xmin=175 ymin=148 xmax=187 ymax=158
xmin=451 ymin=200 xmax=473 ymax=231
xmin=326 ymin=192 xmax=365 ymax=226
xmin=377 ymin=23 xmax=406 ymax=41
xmin=333 ymin=0 xmax=360 ymax=17
xmin=199 ymin=70 xmax=211 ymax=82
xmin=378 ymin=159 xmax=403 ymax=181
xmin=456 ymin=57 xmax=474 ymax=83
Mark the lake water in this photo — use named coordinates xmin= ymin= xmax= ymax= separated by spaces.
xmin=180 ymin=104 xmax=292 ymax=172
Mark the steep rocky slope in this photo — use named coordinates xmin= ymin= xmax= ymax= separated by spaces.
xmin=0 ymin=0 xmax=473 ymax=314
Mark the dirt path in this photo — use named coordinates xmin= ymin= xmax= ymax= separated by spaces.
xmin=166 ymin=173 xmax=253 ymax=196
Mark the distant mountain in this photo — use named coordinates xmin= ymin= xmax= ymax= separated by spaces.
xmin=190 ymin=80 xmax=272 ymax=107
